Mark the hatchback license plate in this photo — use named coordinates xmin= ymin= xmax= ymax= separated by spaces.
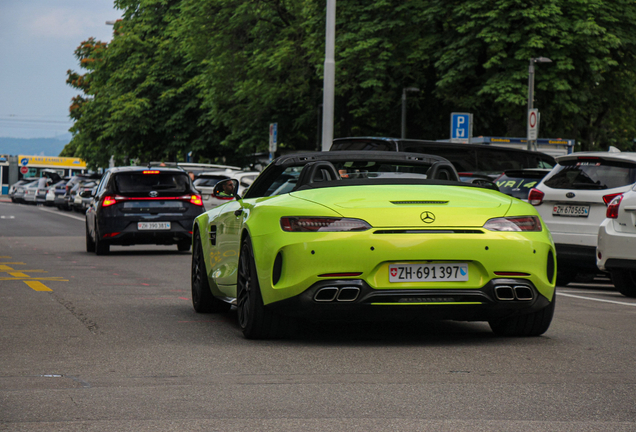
xmin=552 ymin=205 xmax=589 ymax=217
xmin=389 ymin=263 xmax=469 ymax=282
xmin=138 ymin=222 xmax=171 ymax=230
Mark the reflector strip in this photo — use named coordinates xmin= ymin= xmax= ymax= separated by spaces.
xmin=318 ymin=272 xmax=363 ymax=277
xmin=494 ymin=272 xmax=531 ymax=276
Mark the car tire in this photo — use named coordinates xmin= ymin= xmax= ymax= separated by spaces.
xmin=191 ymin=231 xmax=230 ymax=313
xmin=489 ymin=295 xmax=556 ymax=337
xmin=85 ymin=221 xmax=95 ymax=253
xmin=177 ymin=240 xmax=191 ymax=252
xmin=237 ymin=236 xmax=289 ymax=339
xmin=95 ymin=226 xmax=110 ymax=255
xmin=610 ymin=269 xmax=636 ymax=298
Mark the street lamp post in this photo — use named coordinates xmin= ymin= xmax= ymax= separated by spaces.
xmin=321 ymin=0 xmax=336 ymax=151
xmin=527 ymin=57 xmax=552 ymax=150
xmin=401 ymin=87 xmax=420 ymax=139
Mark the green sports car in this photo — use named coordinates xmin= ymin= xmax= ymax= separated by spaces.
xmin=191 ymin=151 xmax=556 ymax=339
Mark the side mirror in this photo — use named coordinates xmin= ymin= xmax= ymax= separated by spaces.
xmin=470 ymin=178 xmax=499 ymax=191
xmin=212 ymin=179 xmax=240 ymax=200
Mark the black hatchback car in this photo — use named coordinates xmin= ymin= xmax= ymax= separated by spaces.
xmin=85 ymin=167 xmax=204 ymax=255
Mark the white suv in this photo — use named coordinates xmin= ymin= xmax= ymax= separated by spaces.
xmin=597 ymin=187 xmax=636 ymax=297
xmin=529 ymin=151 xmax=636 ymax=285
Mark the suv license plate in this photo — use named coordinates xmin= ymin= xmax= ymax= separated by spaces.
xmin=138 ymin=222 xmax=171 ymax=230
xmin=389 ymin=264 xmax=468 ymax=282
xmin=552 ymin=205 xmax=589 ymax=217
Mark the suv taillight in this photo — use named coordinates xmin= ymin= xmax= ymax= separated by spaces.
xmin=188 ymin=194 xmax=203 ymax=206
xmin=606 ymin=195 xmax=623 ymax=219
xmin=603 ymin=193 xmax=623 ymax=206
xmin=528 ymin=188 xmax=544 ymax=206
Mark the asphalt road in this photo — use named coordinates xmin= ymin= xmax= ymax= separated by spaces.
xmin=1 ymin=202 xmax=636 ymax=431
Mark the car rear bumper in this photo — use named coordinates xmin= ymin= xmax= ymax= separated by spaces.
xmin=597 ymin=220 xmax=636 ymax=271
xmin=97 ymin=218 xmax=194 ymax=246
xmin=268 ymin=278 xmax=552 ymax=322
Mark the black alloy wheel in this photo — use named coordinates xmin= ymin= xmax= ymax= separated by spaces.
xmin=85 ymin=220 xmax=95 ymax=253
xmin=237 ymin=236 xmax=289 ymax=339
xmin=191 ymin=230 xmax=230 ymax=313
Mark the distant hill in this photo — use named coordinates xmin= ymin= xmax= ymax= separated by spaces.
xmin=0 ymin=135 xmax=71 ymax=156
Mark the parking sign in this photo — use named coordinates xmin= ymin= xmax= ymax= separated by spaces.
xmin=450 ymin=113 xmax=473 ymax=143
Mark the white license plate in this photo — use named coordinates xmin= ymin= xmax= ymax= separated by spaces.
xmin=389 ymin=263 xmax=469 ymax=282
xmin=137 ymin=222 xmax=171 ymax=230
xmin=552 ymin=205 xmax=589 ymax=217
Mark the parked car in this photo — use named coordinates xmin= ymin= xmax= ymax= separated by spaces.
xmin=330 ymin=137 xmax=556 ymax=178
xmin=194 ymin=170 xmax=259 ymax=210
xmin=73 ymin=180 xmax=98 ymax=212
xmin=529 ymin=151 xmax=636 ymax=285
xmin=597 ymin=187 xmax=636 ymax=297
xmin=191 ymin=151 xmax=556 ymax=339
xmin=8 ymin=179 xmax=37 ymax=203
xmin=85 ymin=167 xmax=205 ymax=255
xmin=46 ymin=179 xmax=69 ymax=207
xmin=61 ymin=173 xmax=101 ymax=210
xmin=495 ymin=169 xmax=552 ymax=201
xmin=23 ymin=180 xmax=49 ymax=205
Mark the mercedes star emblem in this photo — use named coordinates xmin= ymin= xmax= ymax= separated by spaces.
xmin=421 ymin=211 xmax=436 ymax=224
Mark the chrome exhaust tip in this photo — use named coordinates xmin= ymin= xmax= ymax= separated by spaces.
xmin=314 ymin=287 xmax=339 ymax=302
xmin=494 ymin=285 xmax=515 ymax=301
xmin=513 ymin=285 xmax=534 ymax=301
xmin=336 ymin=287 xmax=360 ymax=302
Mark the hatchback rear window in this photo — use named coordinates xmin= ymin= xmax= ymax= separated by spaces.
xmin=543 ymin=159 xmax=636 ymax=190
xmin=114 ymin=172 xmax=189 ymax=194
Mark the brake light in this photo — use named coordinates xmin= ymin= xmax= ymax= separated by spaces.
xmin=143 ymin=170 xmax=160 ymax=174
xmin=189 ymin=194 xmax=203 ymax=206
xmin=606 ymin=195 xmax=623 ymax=219
xmin=280 ymin=217 xmax=371 ymax=232
xmin=102 ymin=196 xmax=118 ymax=207
xmin=528 ymin=188 xmax=544 ymax=206
xmin=483 ymin=216 xmax=542 ymax=232
xmin=603 ymin=193 xmax=623 ymax=206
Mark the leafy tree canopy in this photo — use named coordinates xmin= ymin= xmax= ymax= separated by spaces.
xmin=64 ymin=0 xmax=636 ymax=168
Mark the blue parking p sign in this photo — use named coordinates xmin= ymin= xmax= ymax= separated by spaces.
xmin=450 ymin=113 xmax=473 ymax=143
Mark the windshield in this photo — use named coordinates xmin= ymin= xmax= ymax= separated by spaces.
xmin=194 ymin=175 xmax=230 ymax=187
xmin=543 ymin=159 xmax=636 ymax=190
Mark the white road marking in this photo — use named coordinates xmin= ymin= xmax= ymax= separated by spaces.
xmin=0 ymin=215 xmax=15 ymax=219
xmin=37 ymin=206 xmax=85 ymax=221
xmin=558 ymin=292 xmax=636 ymax=307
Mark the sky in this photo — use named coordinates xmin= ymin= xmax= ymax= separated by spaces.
xmin=0 ymin=0 xmax=121 ymax=139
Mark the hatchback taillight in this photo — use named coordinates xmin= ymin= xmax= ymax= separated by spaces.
xmin=528 ymin=188 xmax=544 ymax=206
xmin=606 ymin=195 xmax=623 ymax=219
xmin=189 ymin=194 xmax=203 ymax=206
xmin=102 ymin=196 xmax=118 ymax=207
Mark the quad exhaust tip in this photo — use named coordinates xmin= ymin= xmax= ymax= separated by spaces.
xmin=494 ymin=285 xmax=534 ymax=301
xmin=314 ymin=286 xmax=360 ymax=302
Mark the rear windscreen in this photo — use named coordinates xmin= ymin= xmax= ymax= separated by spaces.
xmin=193 ymin=175 xmax=229 ymax=187
xmin=114 ymin=172 xmax=189 ymax=194
xmin=543 ymin=159 xmax=636 ymax=190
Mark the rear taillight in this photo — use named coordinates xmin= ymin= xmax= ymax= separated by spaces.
xmin=280 ymin=217 xmax=371 ymax=232
xmin=603 ymin=193 xmax=623 ymax=206
xmin=528 ymin=188 xmax=544 ymax=206
xmin=606 ymin=195 xmax=623 ymax=219
xmin=102 ymin=196 xmax=118 ymax=207
xmin=483 ymin=216 xmax=542 ymax=232
xmin=189 ymin=194 xmax=203 ymax=206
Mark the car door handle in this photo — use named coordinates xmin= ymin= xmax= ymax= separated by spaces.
xmin=234 ymin=209 xmax=243 ymax=216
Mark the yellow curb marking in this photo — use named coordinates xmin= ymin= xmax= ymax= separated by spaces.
xmin=24 ymin=281 xmax=53 ymax=292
